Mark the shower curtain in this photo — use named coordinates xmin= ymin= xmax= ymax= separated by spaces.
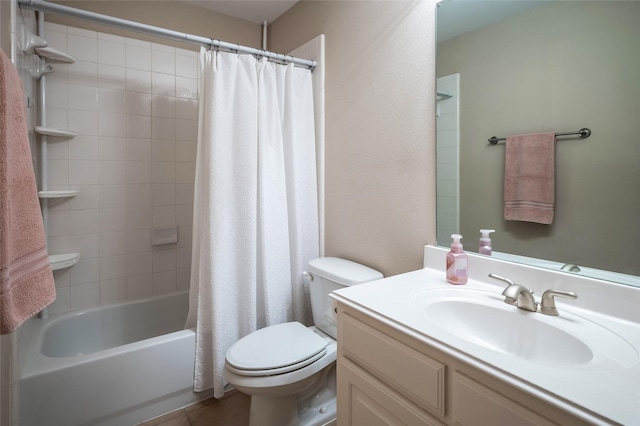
xmin=186 ymin=48 xmax=319 ymax=398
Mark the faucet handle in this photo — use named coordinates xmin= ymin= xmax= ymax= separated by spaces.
xmin=540 ymin=290 xmax=577 ymax=316
xmin=488 ymin=273 xmax=516 ymax=286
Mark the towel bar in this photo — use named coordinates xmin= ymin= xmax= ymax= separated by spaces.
xmin=488 ymin=128 xmax=591 ymax=145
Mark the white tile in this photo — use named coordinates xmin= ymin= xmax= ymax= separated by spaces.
xmin=152 ymin=50 xmax=175 ymax=75
xmin=68 ymin=61 xmax=98 ymax=87
xmin=125 ymin=69 xmax=151 ymax=93
xmin=126 ymin=252 xmax=152 ymax=277
xmin=45 ymin=108 xmax=68 ymax=130
xmin=47 ymin=81 xmax=68 ymax=109
xmin=99 ymin=137 xmax=126 ymax=161
xmin=69 ymin=209 xmax=99 ymax=235
xmin=68 ymin=27 xmax=97 ymax=38
xmin=126 ymin=184 xmax=152 ymax=207
xmin=177 ymin=268 xmax=191 ymax=291
xmin=47 ymin=159 xmax=69 ymax=186
xmin=69 ymin=234 xmax=100 ymax=259
xmin=98 ymin=89 xmax=125 ymax=113
xmin=126 ymin=115 xmax=151 ymax=139
xmin=152 ymin=72 xmax=175 ymax=96
xmin=47 ymin=139 xmax=69 ymax=160
xmin=68 ymin=84 xmax=98 ymax=111
xmin=151 ymin=43 xmax=174 ymax=53
xmin=176 ymin=141 xmax=198 ymax=162
xmin=126 ymin=206 xmax=152 ymax=230
xmin=175 ymin=162 xmax=195 ymax=184
xmin=176 ymin=76 xmax=197 ymax=99
xmin=151 ymin=95 xmax=175 ymax=118
xmin=176 ymin=205 xmax=193 ymax=226
xmin=125 ymin=229 xmax=151 ymax=253
xmin=125 ymin=92 xmax=151 ymax=116
xmin=47 ymin=210 xmax=69 ymax=237
xmin=99 ymin=278 xmax=128 ymax=305
xmin=152 ymin=270 xmax=177 ymax=295
xmin=68 ymin=35 xmax=98 ymax=62
xmin=178 ymin=225 xmax=192 ymax=248
xmin=152 ymin=162 xmax=175 ymax=183
xmin=175 ymin=119 xmax=197 ymax=141
xmin=99 ymin=231 xmax=127 ymax=256
xmin=152 ymin=183 xmax=175 ymax=206
xmin=99 ymin=255 xmax=127 ymax=280
xmin=151 ymin=117 xmax=176 ymax=140
xmin=69 ymin=257 xmax=100 ymax=285
xmin=152 ymin=140 xmax=175 ymax=162
xmin=175 ymin=98 xmax=197 ymax=120
xmin=68 ymin=110 xmax=98 ymax=136
xmin=99 ymin=161 xmax=127 ymax=184
xmin=48 ymin=287 xmax=69 ymax=314
xmin=99 ymin=113 xmax=126 ymax=137
xmin=152 ymin=247 xmax=176 ymax=273
xmin=176 ymin=54 xmax=197 ymax=78
xmin=47 ymin=235 xmax=70 ymax=255
xmin=98 ymin=39 xmax=126 ymax=67
xmin=175 ymin=184 xmax=194 ymax=205
xmin=98 ymin=64 xmax=126 ymax=90
xmin=68 ymin=135 xmax=99 ymax=160
xmin=70 ymin=282 xmax=101 ymax=310
xmin=69 ymin=160 xmax=99 ymax=185
xmin=126 ymin=161 xmax=151 ymax=184
xmin=99 ymin=185 xmax=127 ymax=209
xmin=98 ymin=32 xmax=125 ymax=43
xmin=68 ymin=185 xmax=99 ymax=210
xmin=126 ymin=138 xmax=152 ymax=161
xmin=98 ymin=208 xmax=126 ymax=232
xmin=53 ymin=269 xmax=70 ymax=289
xmin=152 ymin=205 xmax=175 ymax=227
xmin=126 ymin=37 xmax=150 ymax=48
xmin=126 ymin=44 xmax=151 ymax=71
xmin=127 ymin=274 xmax=153 ymax=300
xmin=177 ymin=247 xmax=192 ymax=269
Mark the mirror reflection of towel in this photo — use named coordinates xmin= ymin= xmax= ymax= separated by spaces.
xmin=0 ymin=48 xmax=56 ymax=335
xmin=504 ymin=132 xmax=556 ymax=225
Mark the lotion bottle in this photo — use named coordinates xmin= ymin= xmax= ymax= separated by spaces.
xmin=479 ymin=229 xmax=495 ymax=256
xmin=446 ymin=234 xmax=468 ymax=285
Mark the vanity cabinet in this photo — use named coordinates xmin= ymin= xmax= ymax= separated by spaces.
xmin=336 ymin=304 xmax=591 ymax=426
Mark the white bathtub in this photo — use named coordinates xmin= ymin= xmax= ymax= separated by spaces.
xmin=20 ymin=291 xmax=214 ymax=426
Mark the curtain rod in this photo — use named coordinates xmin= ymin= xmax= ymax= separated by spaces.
xmin=18 ymin=0 xmax=316 ymax=70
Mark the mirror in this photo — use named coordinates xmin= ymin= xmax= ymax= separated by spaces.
xmin=435 ymin=0 xmax=639 ymax=287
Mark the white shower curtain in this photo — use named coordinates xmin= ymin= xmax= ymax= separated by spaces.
xmin=186 ymin=48 xmax=319 ymax=398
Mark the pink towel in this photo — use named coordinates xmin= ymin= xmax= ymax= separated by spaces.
xmin=1 ymin=48 xmax=56 ymax=335
xmin=504 ymin=132 xmax=556 ymax=225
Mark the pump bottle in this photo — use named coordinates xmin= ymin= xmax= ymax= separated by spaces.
xmin=446 ymin=234 xmax=468 ymax=285
xmin=479 ymin=229 xmax=495 ymax=256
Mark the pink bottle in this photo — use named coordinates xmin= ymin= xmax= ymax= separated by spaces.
xmin=446 ymin=234 xmax=468 ymax=285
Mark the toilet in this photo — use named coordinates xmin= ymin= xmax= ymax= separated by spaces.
xmin=223 ymin=257 xmax=383 ymax=426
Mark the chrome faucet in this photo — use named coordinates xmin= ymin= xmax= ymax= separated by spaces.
xmin=488 ymin=273 xmax=538 ymax=312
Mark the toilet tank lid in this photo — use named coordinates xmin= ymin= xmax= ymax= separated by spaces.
xmin=307 ymin=257 xmax=383 ymax=286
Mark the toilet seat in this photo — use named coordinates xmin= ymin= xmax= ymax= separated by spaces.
xmin=226 ymin=322 xmax=329 ymax=377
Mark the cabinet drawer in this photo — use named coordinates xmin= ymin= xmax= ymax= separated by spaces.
xmin=340 ymin=312 xmax=446 ymax=417
xmin=452 ymin=372 xmax=557 ymax=426
xmin=338 ymin=359 xmax=444 ymax=426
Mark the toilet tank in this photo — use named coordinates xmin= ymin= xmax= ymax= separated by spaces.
xmin=307 ymin=257 xmax=383 ymax=339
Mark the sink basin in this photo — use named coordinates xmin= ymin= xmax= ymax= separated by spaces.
xmin=410 ymin=289 xmax=638 ymax=369
xmin=425 ymin=299 xmax=592 ymax=365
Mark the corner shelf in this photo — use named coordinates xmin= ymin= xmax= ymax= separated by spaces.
xmin=34 ymin=46 xmax=77 ymax=64
xmin=35 ymin=126 xmax=78 ymax=138
xmin=49 ymin=253 xmax=80 ymax=271
xmin=38 ymin=190 xmax=79 ymax=199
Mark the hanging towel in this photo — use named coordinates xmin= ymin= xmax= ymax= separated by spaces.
xmin=0 ymin=48 xmax=56 ymax=335
xmin=504 ymin=132 xmax=556 ymax=225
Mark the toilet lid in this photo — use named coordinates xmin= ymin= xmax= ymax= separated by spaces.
xmin=226 ymin=322 xmax=329 ymax=375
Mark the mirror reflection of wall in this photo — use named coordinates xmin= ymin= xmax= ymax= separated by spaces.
xmin=436 ymin=1 xmax=640 ymax=278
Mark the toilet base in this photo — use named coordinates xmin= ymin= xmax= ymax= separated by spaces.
xmin=250 ymin=394 xmax=298 ymax=426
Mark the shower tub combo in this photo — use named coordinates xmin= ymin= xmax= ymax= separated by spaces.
xmin=20 ymin=291 xmax=212 ymax=426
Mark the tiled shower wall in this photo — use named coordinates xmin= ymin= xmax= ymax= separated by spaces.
xmin=42 ymin=22 xmax=198 ymax=314
xmin=436 ymin=73 xmax=460 ymax=245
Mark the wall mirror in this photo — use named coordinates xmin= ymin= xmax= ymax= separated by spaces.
xmin=435 ymin=0 xmax=639 ymax=287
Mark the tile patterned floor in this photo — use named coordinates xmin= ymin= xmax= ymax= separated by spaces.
xmin=137 ymin=391 xmax=250 ymax=426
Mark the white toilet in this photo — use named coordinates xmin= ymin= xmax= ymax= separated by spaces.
xmin=223 ymin=257 xmax=383 ymax=426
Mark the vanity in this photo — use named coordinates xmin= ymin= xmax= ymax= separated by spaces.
xmin=331 ymin=246 xmax=640 ymax=425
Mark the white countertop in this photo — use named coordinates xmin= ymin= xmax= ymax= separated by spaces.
xmin=331 ymin=246 xmax=640 ymax=425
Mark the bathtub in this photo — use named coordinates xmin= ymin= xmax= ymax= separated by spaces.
xmin=20 ymin=291 xmax=214 ymax=426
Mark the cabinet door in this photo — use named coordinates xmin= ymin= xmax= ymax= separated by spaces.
xmin=452 ymin=372 xmax=557 ymax=426
xmin=338 ymin=359 xmax=444 ymax=426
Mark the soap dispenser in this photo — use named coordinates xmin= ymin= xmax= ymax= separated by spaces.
xmin=479 ymin=229 xmax=495 ymax=256
xmin=446 ymin=234 xmax=468 ymax=285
